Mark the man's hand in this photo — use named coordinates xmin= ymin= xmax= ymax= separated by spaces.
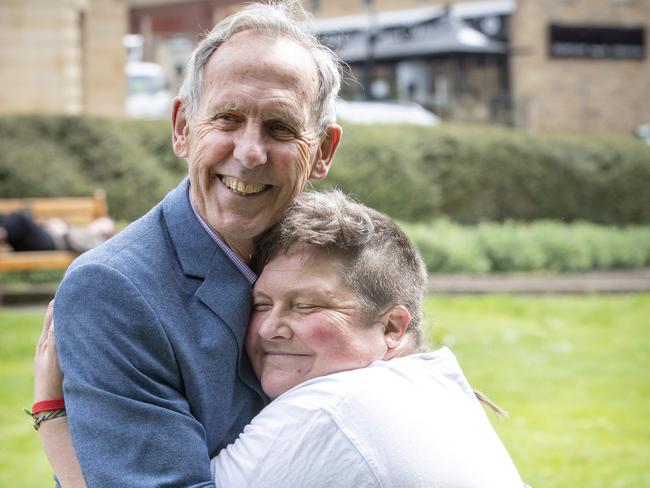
xmin=34 ymin=301 xmax=64 ymax=402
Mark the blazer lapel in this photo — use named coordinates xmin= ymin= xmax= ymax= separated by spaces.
xmin=162 ymin=178 xmax=252 ymax=345
xmin=163 ymin=177 xmax=217 ymax=279
xmin=161 ymin=178 xmax=265 ymax=408
xmin=195 ymin=252 xmax=252 ymax=350
xmin=196 ymin=261 xmax=264 ymax=399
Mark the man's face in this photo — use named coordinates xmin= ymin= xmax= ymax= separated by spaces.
xmin=245 ymin=245 xmax=388 ymax=399
xmin=172 ymin=31 xmax=340 ymax=258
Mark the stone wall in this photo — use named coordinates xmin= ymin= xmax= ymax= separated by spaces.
xmin=0 ymin=0 xmax=126 ymax=117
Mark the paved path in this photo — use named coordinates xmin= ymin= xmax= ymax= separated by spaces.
xmin=427 ymin=268 xmax=650 ymax=294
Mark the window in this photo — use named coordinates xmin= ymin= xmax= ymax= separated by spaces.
xmin=549 ymin=24 xmax=645 ymax=59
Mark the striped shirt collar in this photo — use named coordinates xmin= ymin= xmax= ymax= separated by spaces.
xmin=188 ymin=189 xmax=257 ymax=285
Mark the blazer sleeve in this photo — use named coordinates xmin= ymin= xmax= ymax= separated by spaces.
xmin=55 ymin=263 xmax=214 ymax=488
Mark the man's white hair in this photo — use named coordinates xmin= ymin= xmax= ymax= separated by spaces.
xmin=178 ymin=1 xmax=342 ymax=133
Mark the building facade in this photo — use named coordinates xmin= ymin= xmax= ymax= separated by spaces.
xmin=0 ymin=0 xmax=127 ymax=117
xmin=510 ymin=0 xmax=649 ymax=134
xmin=313 ymin=2 xmax=513 ymax=124
xmin=1 ymin=0 xmax=646 ymax=134
xmin=310 ymin=0 xmax=649 ymax=134
xmin=127 ymin=0 xmax=243 ymax=92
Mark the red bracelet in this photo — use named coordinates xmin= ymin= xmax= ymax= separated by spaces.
xmin=32 ymin=399 xmax=65 ymax=414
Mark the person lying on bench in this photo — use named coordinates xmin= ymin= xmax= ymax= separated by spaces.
xmin=0 ymin=211 xmax=114 ymax=254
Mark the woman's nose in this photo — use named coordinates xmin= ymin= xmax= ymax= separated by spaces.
xmin=257 ymin=308 xmax=293 ymax=341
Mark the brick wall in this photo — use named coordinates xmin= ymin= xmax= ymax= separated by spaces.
xmin=510 ymin=0 xmax=650 ymax=134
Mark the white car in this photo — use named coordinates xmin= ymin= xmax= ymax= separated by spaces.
xmin=635 ymin=124 xmax=650 ymax=146
xmin=125 ymin=62 xmax=172 ymax=119
xmin=335 ymin=99 xmax=439 ymax=126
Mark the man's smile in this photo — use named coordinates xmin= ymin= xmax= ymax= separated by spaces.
xmin=219 ymin=175 xmax=269 ymax=196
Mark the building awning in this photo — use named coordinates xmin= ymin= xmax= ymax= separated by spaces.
xmin=313 ymin=1 xmax=515 ymax=34
xmin=336 ymin=17 xmax=508 ymax=63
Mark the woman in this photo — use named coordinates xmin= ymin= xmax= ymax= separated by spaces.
xmin=33 ymin=190 xmax=524 ymax=487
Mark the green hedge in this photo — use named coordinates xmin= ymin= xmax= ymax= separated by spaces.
xmin=0 ymin=115 xmax=183 ymax=221
xmin=1 ymin=115 xmax=648 ymax=224
xmin=402 ymin=220 xmax=650 ymax=273
xmin=316 ymin=124 xmax=650 ymax=224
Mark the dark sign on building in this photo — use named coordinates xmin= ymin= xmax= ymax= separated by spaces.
xmin=549 ymin=24 xmax=645 ymax=59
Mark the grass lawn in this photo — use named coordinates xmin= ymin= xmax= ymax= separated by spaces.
xmin=0 ymin=307 xmax=53 ymax=486
xmin=2 ymin=294 xmax=649 ymax=487
xmin=425 ymin=294 xmax=650 ymax=488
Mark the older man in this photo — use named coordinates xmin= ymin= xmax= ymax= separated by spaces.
xmin=51 ymin=3 xmax=341 ymax=486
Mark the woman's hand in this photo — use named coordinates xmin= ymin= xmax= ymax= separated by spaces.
xmin=33 ymin=301 xmax=87 ymax=488
xmin=34 ymin=301 xmax=64 ymax=402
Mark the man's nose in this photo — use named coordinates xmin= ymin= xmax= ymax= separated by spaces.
xmin=233 ymin=124 xmax=268 ymax=168
xmin=258 ymin=308 xmax=292 ymax=341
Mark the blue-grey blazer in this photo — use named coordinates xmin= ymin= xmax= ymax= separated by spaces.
xmin=55 ymin=178 xmax=266 ymax=487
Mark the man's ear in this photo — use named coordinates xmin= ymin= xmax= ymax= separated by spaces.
xmin=171 ymin=97 xmax=190 ymax=159
xmin=376 ymin=305 xmax=411 ymax=359
xmin=309 ymin=124 xmax=342 ymax=180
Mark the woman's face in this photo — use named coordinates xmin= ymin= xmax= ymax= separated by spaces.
xmin=245 ymin=245 xmax=388 ymax=399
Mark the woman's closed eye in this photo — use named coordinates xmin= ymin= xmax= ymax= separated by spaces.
xmin=252 ymin=302 xmax=272 ymax=312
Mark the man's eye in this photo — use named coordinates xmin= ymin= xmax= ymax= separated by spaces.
xmin=215 ymin=114 xmax=240 ymax=124
xmin=268 ymin=122 xmax=295 ymax=137
xmin=252 ymin=303 xmax=271 ymax=312
xmin=295 ymin=303 xmax=317 ymax=311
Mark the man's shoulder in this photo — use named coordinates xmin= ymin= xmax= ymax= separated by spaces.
xmin=68 ymin=203 xmax=167 ymax=276
xmin=68 ymin=179 xmax=193 ymax=275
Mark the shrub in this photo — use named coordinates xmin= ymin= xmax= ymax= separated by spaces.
xmin=313 ymin=124 xmax=442 ymax=220
xmin=0 ymin=115 xmax=182 ymax=221
xmin=400 ymin=220 xmax=650 ymax=273
xmin=1 ymin=115 xmax=648 ymax=225
xmin=0 ymin=138 xmax=90 ymax=197
xmin=316 ymin=123 xmax=650 ymax=224
xmin=407 ymin=221 xmax=491 ymax=273
xmin=476 ymin=222 xmax=546 ymax=272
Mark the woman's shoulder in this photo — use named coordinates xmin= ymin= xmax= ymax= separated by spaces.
xmin=246 ymin=349 xmax=524 ymax=488
xmin=271 ymin=347 xmax=476 ymax=415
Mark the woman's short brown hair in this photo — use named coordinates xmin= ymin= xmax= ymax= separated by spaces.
xmin=254 ymin=190 xmax=428 ymax=349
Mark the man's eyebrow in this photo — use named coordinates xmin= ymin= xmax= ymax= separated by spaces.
xmin=207 ymin=101 xmax=239 ymax=114
xmin=265 ymin=106 xmax=305 ymax=127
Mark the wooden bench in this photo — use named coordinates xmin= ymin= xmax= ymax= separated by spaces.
xmin=0 ymin=190 xmax=108 ymax=272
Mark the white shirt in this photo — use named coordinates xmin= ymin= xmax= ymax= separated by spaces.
xmin=211 ymin=348 xmax=523 ymax=487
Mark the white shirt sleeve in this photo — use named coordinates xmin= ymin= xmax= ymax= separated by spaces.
xmin=210 ymin=402 xmax=380 ymax=488
xmin=210 ymin=352 xmax=524 ymax=488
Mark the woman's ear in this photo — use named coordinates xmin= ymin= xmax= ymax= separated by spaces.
xmin=376 ymin=305 xmax=411 ymax=359
xmin=171 ymin=97 xmax=190 ymax=159
xmin=309 ymin=124 xmax=342 ymax=180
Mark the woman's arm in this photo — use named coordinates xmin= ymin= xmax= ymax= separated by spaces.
xmin=34 ymin=302 xmax=86 ymax=488
xmin=38 ymin=418 xmax=86 ymax=488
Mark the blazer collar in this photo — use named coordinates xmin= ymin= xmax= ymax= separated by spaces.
xmin=163 ymin=177 xmax=217 ymax=279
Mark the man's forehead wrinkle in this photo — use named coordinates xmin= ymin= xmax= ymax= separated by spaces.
xmin=205 ymin=34 xmax=319 ymax=97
